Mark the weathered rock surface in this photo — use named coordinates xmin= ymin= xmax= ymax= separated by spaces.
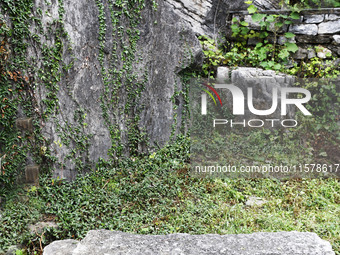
xmin=304 ymin=14 xmax=324 ymax=24
xmin=334 ymin=35 xmax=340 ymax=44
xmin=316 ymin=46 xmax=332 ymax=59
xmin=43 ymin=230 xmax=335 ymax=255
xmin=28 ymin=221 xmax=58 ymax=234
xmin=289 ymin=24 xmax=318 ymax=36
xmin=296 ymin=35 xmax=331 ymax=44
xmin=318 ymin=20 xmax=340 ymax=34
xmin=245 ymin=196 xmax=267 ymax=207
xmin=1 ymin=0 xmax=204 ymax=179
xmin=164 ymin=0 xmax=213 ymax=35
xmin=325 ymin=14 xmax=340 ymax=21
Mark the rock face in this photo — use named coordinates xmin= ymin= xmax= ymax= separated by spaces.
xmin=304 ymin=14 xmax=325 ymax=24
xmin=318 ymin=19 xmax=340 ymax=34
xmin=165 ymin=0 xmax=213 ymax=35
xmin=1 ymin=0 xmax=207 ymax=179
xmin=43 ymin=230 xmax=335 ymax=255
xmin=7 ymin=0 xmax=287 ymax=180
xmin=53 ymin=0 xmax=202 ymax=178
xmin=289 ymin=24 xmax=318 ymax=36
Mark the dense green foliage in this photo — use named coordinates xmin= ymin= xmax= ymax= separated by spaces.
xmin=0 ymin=136 xmax=339 ymax=254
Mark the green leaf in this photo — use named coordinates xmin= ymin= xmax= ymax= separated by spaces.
xmin=259 ymin=21 xmax=267 ymax=27
xmin=289 ymin=12 xmax=300 ymax=20
xmin=273 ymin=63 xmax=282 ymax=70
xmin=252 ymin=13 xmax=266 ymax=22
xmin=267 ymin=61 xmax=275 ymax=67
xmin=284 ymin=32 xmax=295 ymax=38
xmin=275 ymin=22 xmax=283 ymax=28
xmin=247 ymin=4 xmax=257 ymax=14
xmin=240 ymin=21 xmax=249 ymax=26
xmin=231 ymin=24 xmax=240 ymax=35
xmin=278 ymin=49 xmax=290 ymax=59
xmin=240 ymin=27 xmax=249 ymax=35
xmin=260 ymin=61 xmax=269 ymax=68
xmin=285 ymin=42 xmax=299 ymax=53
xmin=259 ymin=31 xmax=268 ymax=38
xmin=266 ymin=15 xmax=275 ymax=22
xmin=244 ymin=1 xmax=253 ymax=4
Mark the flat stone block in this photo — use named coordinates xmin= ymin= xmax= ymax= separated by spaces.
xmin=16 ymin=118 xmax=33 ymax=132
xmin=325 ymin=14 xmax=340 ymax=21
xmin=43 ymin=230 xmax=336 ymax=255
xmin=25 ymin=165 xmax=39 ymax=185
xmin=216 ymin=67 xmax=230 ymax=83
xmin=296 ymin=35 xmax=331 ymax=44
xmin=289 ymin=24 xmax=318 ymax=36
xmin=318 ymin=20 xmax=340 ymax=34
xmin=278 ymin=36 xmax=296 ymax=45
xmin=304 ymin=14 xmax=324 ymax=24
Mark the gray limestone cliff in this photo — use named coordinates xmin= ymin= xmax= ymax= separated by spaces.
xmin=1 ymin=0 xmax=213 ymax=179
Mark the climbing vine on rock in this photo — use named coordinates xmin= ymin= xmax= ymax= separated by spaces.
xmin=0 ymin=0 xmax=71 ymax=193
xmin=95 ymin=0 xmax=152 ymax=160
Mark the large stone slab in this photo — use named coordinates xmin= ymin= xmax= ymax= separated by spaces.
xmin=43 ymin=230 xmax=335 ymax=255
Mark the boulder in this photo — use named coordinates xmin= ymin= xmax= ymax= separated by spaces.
xmin=43 ymin=230 xmax=335 ymax=255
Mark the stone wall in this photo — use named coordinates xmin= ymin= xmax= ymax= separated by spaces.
xmin=228 ymin=9 xmax=340 ymax=60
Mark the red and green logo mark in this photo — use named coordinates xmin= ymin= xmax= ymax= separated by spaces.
xmin=202 ymin=82 xmax=223 ymax=106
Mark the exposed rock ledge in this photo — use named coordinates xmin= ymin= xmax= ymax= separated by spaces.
xmin=43 ymin=230 xmax=335 ymax=255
